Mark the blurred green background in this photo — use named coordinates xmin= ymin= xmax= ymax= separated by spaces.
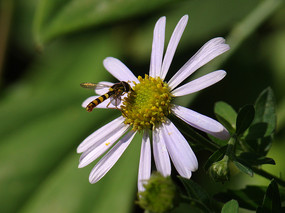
xmin=0 ymin=0 xmax=285 ymax=212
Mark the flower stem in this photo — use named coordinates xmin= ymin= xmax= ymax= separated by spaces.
xmin=171 ymin=116 xmax=285 ymax=186
xmin=225 ymin=136 xmax=236 ymax=159
xmin=250 ymin=166 xmax=285 ymax=188
xmin=227 ymin=135 xmax=285 ymax=187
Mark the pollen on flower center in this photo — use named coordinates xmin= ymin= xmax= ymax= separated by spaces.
xmin=121 ymin=74 xmax=172 ymax=131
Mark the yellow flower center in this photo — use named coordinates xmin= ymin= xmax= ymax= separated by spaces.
xmin=121 ymin=74 xmax=173 ymax=131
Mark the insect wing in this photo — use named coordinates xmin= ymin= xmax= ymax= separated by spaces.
xmin=80 ymin=82 xmax=113 ymax=95
xmin=80 ymin=82 xmax=98 ymax=89
xmin=110 ymin=95 xmax=122 ymax=107
xmin=95 ymin=81 xmax=114 ymax=95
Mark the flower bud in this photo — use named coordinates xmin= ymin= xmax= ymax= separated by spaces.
xmin=209 ymin=158 xmax=230 ymax=183
xmin=137 ymin=172 xmax=177 ymax=213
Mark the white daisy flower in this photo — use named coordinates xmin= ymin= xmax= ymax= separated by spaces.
xmin=77 ymin=15 xmax=230 ymax=192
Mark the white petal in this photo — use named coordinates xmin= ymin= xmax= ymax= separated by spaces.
xmin=161 ymin=119 xmax=198 ymax=178
xmin=103 ymin=57 xmax=139 ymax=83
xmin=77 ymin=116 xmax=125 ymax=153
xmin=78 ymin=125 xmax=129 ymax=168
xmin=168 ymin=37 xmax=230 ymax=89
xmin=172 ymin=105 xmax=230 ymax=140
xmin=138 ymin=130 xmax=151 ymax=192
xmin=161 ymin=15 xmax=188 ymax=80
xmin=89 ymin=130 xmax=136 ymax=183
xmin=152 ymin=126 xmax=171 ymax=177
xmin=171 ymin=70 xmax=226 ymax=96
xmin=95 ymin=81 xmax=114 ymax=95
xmin=149 ymin=16 xmax=166 ymax=78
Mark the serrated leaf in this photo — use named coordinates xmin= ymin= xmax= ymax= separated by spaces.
xmin=214 ymin=101 xmax=237 ymax=133
xmin=236 ymin=105 xmax=255 ymax=136
xmin=221 ymin=200 xmax=239 ymax=213
xmin=257 ymin=180 xmax=282 ymax=213
xmin=254 ymin=87 xmax=276 ymax=137
xmin=232 ymin=160 xmax=253 ymax=177
xmin=204 ymin=145 xmax=227 ymax=171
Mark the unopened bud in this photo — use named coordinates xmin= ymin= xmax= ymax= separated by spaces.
xmin=209 ymin=157 xmax=230 ymax=183
xmin=137 ymin=172 xmax=177 ymax=213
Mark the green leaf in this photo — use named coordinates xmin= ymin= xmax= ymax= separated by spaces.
xmin=245 ymin=122 xmax=268 ymax=140
xmin=207 ymin=134 xmax=228 ymax=147
xmin=243 ymin=88 xmax=276 ymax=155
xmin=232 ymin=160 xmax=253 ymax=177
xmin=0 ymin=31 xmax=119 ymax=139
xmin=33 ymin=0 xmax=173 ymax=46
xmin=221 ymin=200 xmax=239 ymax=213
xmin=237 ymin=152 xmax=275 ymax=166
xmin=245 ymin=137 xmax=273 ymax=156
xmin=215 ymin=184 xmax=285 ymax=211
xmin=215 ymin=186 xmax=266 ymax=210
xmin=19 ymin=134 xmax=141 ymax=213
xmin=254 ymin=87 xmax=276 ymax=136
xmin=257 ymin=180 xmax=282 ymax=213
xmin=0 ymin=106 xmax=111 ymax=213
xmin=244 ymin=136 xmax=273 ymax=156
xmin=178 ymin=178 xmax=213 ymax=212
xmin=204 ymin=145 xmax=228 ymax=171
xmin=0 ymin=29 xmax=124 ymax=212
xmin=236 ymin=105 xmax=255 ymax=136
xmin=214 ymin=101 xmax=237 ymax=134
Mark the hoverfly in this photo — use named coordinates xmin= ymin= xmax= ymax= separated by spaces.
xmin=80 ymin=81 xmax=133 ymax=112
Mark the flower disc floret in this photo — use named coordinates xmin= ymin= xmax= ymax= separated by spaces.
xmin=121 ymin=74 xmax=172 ymax=131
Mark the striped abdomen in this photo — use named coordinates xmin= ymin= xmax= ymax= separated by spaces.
xmin=86 ymin=91 xmax=114 ymax=112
